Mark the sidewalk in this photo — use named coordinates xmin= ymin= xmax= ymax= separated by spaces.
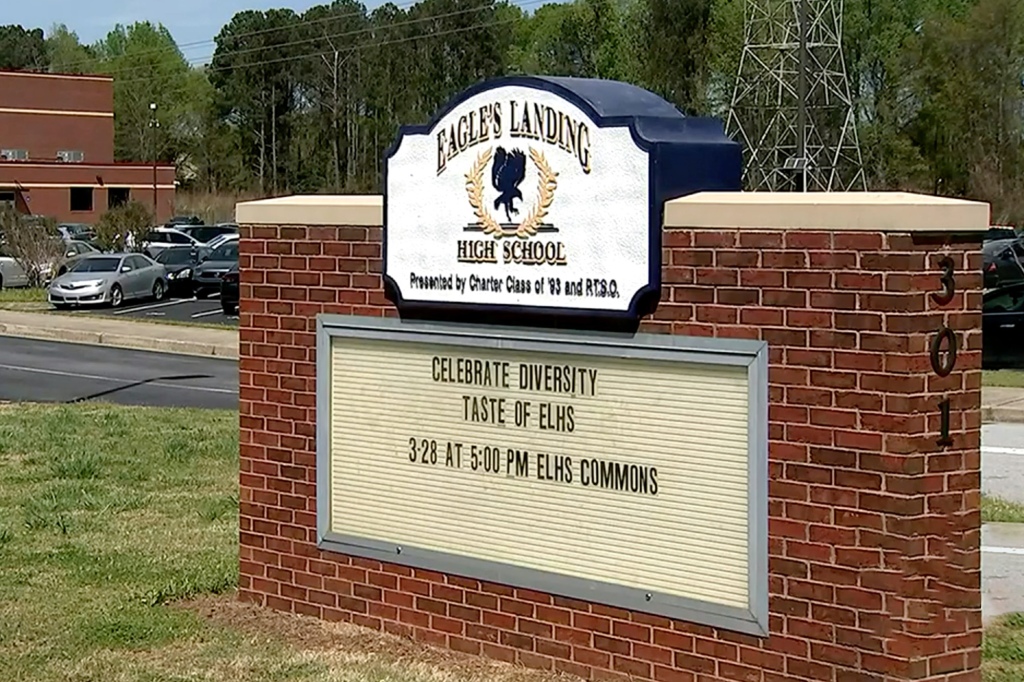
xmin=984 ymin=387 xmax=1024 ymax=424
xmin=0 ymin=310 xmax=237 ymax=359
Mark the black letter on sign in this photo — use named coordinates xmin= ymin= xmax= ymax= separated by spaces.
xmin=938 ymin=398 xmax=953 ymax=447
xmin=931 ymin=256 xmax=956 ymax=306
xmin=930 ymin=326 xmax=958 ymax=378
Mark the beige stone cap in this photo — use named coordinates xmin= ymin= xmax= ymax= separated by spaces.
xmin=664 ymin=191 xmax=990 ymax=232
xmin=236 ymin=194 xmax=383 ymax=226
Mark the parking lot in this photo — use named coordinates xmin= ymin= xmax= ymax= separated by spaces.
xmin=61 ymin=294 xmax=237 ymax=326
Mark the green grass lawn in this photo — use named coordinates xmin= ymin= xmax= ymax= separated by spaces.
xmin=0 ymin=287 xmax=45 ymax=302
xmin=0 ymin=287 xmax=48 ymax=311
xmin=986 ymin=370 xmax=1024 ymax=389
xmin=985 ymin=613 xmax=1024 ymax=681
xmin=983 ymin=495 xmax=1024 ymax=524
xmin=0 ymin=403 xmax=565 ymax=682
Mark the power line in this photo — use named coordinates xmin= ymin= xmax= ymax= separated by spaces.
xmin=52 ymin=0 xmax=492 ymax=73
xmin=53 ymin=0 xmax=420 ymax=71
xmin=108 ymin=11 xmax=530 ymax=101
xmin=91 ymin=0 xmax=529 ymax=84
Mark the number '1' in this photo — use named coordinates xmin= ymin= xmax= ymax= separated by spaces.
xmin=938 ymin=398 xmax=953 ymax=447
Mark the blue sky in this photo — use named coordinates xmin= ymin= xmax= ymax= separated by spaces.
xmin=11 ymin=1 xmax=547 ymax=65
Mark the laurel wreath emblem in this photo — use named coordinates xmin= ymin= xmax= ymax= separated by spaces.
xmin=464 ymin=146 xmax=559 ymax=239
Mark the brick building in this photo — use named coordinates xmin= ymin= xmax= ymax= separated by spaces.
xmin=0 ymin=70 xmax=175 ymax=224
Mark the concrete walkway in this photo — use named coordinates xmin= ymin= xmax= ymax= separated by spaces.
xmin=0 ymin=310 xmax=237 ymax=359
xmin=985 ymin=387 xmax=1024 ymax=424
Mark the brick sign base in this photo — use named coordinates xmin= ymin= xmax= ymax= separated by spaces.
xmin=237 ymin=193 xmax=985 ymax=682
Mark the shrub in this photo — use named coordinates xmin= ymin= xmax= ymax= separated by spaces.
xmin=94 ymin=201 xmax=154 ymax=252
xmin=0 ymin=209 xmax=66 ymax=287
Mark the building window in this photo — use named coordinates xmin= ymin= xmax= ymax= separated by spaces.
xmin=0 ymin=191 xmax=14 ymax=208
xmin=70 ymin=187 xmax=93 ymax=212
xmin=57 ymin=150 xmax=84 ymax=163
xmin=0 ymin=149 xmax=28 ymax=161
xmin=108 ymin=187 xmax=130 ymax=209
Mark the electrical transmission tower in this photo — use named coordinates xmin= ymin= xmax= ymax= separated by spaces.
xmin=726 ymin=0 xmax=866 ymax=192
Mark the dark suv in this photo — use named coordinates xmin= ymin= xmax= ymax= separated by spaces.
xmin=984 ymin=238 xmax=1024 ymax=289
xmin=180 ymin=223 xmax=238 ymax=245
xmin=165 ymin=215 xmax=203 ymax=228
xmin=220 ymin=262 xmax=239 ymax=315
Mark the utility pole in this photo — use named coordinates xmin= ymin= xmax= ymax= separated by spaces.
xmin=149 ymin=102 xmax=159 ymax=221
xmin=725 ymin=0 xmax=865 ymax=191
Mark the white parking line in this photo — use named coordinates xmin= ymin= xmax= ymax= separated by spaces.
xmin=0 ymin=363 xmax=236 ymax=395
xmin=983 ymin=447 xmax=1024 ymax=456
xmin=983 ymin=546 xmax=1024 ymax=556
xmin=112 ymin=299 xmax=190 ymax=316
xmin=191 ymin=309 xmax=224 ymax=319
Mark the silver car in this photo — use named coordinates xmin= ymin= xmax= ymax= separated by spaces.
xmin=0 ymin=250 xmax=29 ymax=289
xmin=48 ymin=253 xmax=168 ymax=309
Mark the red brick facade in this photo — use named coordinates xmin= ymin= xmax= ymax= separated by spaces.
xmin=0 ymin=71 xmax=115 ymax=162
xmin=0 ymin=70 xmax=176 ymax=224
xmin=237 ymin=220 xmax=982 ymax=682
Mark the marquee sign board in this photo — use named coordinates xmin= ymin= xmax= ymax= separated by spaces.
xmin=383 ymin=76 xmax=741 ymax=327
xmin=316 ymin=315 xmax=769 ymax=634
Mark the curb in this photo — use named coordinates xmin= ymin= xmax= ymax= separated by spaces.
xmin=0 ymin=324 xmax=238 ymax=360
xmin=984 ymin=406 xmax=1024 ymax=425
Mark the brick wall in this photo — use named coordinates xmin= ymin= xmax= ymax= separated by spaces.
xmin=238 ymin=221 xmax=982 ymax=682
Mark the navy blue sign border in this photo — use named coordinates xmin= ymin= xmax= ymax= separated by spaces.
xmin=381 ymin=76 xmax=663 ymax=331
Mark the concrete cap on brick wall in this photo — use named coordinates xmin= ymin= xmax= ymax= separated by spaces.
xmin=664 ymin=191 xmax=990 ymax=232
xmin=236 ymin=194 xmax=383 ymax=227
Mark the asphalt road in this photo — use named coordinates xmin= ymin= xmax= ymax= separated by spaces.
xmin=0 ymin=336 xmax=237 ymax=409
xmin=977 ymin=424 xmax=1024 ymax=624
xmin=61 ymin=293 xmax=237 ymax=326
xmin=983 ymin=423 xmax=1024 ymax=504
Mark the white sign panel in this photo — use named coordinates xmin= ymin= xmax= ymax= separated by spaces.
xmin=316 ymin=317 xmax=770 ymax=634
xmin=384 ymin=84 xmax=654 ymax=318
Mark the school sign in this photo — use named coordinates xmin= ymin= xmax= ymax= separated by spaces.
xmin=382 ymin=76 xmax=742 ymax=326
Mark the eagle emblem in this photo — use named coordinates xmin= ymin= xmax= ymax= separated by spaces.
xmin=491 ymin=147 xmax=527 ymax=223
xmin=465 ymin=146 xmax=558 ymax=239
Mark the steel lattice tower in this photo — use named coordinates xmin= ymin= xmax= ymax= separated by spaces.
xmin=726 ymin=0 xmax=866 ymax=191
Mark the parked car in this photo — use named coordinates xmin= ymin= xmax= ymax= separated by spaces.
xmin=220 ymin=262 xmax=239 ymax=315
xmin=165 ymin=215 xmax=203 ymax=228
xmin=203 ymin=232 xmax=238 ymax=252
xmin=983 ymin=237 xmax=1024 ymax=289
xmin=986 ymin=226 xmax=1019 ymax=242
xmin=47 ymin=253 xmax=168 ymax=309
xmin=57 ymin=222 xmax=97 ymax=243
xmin=140 ymin=228 xmax=205 ymax=258
xmin=0 ymin=247 xmax=29 ymax=289
xmin=179 ymin=223 xmax=238 ymax=245
xmin=52 ymin=240 xmax=102 ymax=279
xmin=193 ymin=239 xmax=239 ymax=299
xmin=154 ymin=245 xmax=203 ymax=297
xmin=984 ymin=282 xmax=1024 ymax=369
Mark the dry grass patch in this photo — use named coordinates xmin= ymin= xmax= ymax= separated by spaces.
xmin=169 ymin=595 xmax=580 ymax=682
xmin=174 ymin=191 xmax=263 ymax=225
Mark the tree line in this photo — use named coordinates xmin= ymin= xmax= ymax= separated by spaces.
xmin=1 ymin=0 xmax=1023 ymax=222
